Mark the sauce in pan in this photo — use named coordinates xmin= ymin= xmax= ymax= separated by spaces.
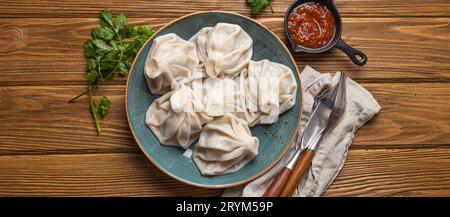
xmin=287 ymin=2 xmax=335 ymax=49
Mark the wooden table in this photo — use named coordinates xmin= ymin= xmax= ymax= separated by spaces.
xmin=0 ymin=0 xmax=449 ymax=197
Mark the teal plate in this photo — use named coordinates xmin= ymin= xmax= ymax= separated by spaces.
xmin=126 ymin=11 xmax=303 ymax=188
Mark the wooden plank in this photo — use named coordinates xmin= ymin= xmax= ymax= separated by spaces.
xmin=0 ymin=18 xmax=164 ymax=86
xmin=0 ymin=17 xmax=449 ymax=86
xmin=0 ymin=0 xmax=449 ymax=18
xmin=0 ymin=148 xmax=449 ymax=196
xmin=0 ymin=152 xmax=221 ymax=196
xmin=355 ymin=83 xmax=450 ymax=147
xmin=325 ymin=148 xmax=450 ymax=196
xmin=0 ymin=83 xmax=449 ymax=155
xmin=0 ymin=85 xmax=135 ymax=155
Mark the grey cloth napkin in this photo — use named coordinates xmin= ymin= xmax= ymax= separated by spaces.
xmin=222 ymin=65 xmax=381 ymax=197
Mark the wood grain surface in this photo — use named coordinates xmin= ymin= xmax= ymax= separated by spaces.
xmin=0 ymin=148 xmax=449 ymax=196
xmin=1 ymin=18 xmax=449 ymax=85
xmin=0 ymin=0 xmax=449 ymax=18
xmin=0 ymin=0 xmax=449 ymax=196
xmin=1 ymin=83 xmax=448 ymax=155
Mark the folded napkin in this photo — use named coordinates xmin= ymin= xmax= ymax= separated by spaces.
xmin=223 ymin=65 xmax=381 ymax=197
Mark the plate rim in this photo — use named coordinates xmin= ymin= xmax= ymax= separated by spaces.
xmin=125 ymin=11 xmax=304 ymax=189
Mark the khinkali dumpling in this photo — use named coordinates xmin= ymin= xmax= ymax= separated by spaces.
xmin=233 ymin=69 xmax=262 ymax=127
xmin=144 ymin=33 xmax=199 ymax=95
xmin=196 ymin=23 xmax=253 ymax=78
xmin=200 ymin=71 xmax=261 ymax=126
xmin=194 ymin=113 xmax=259 ymax=176
xmin=145 ymin=84 xmax=213 ymax=149
xmin=246 ymin=59 xmax=298 ymax=124
xmin=188 ymin=27 xmax=212 ymax=63
xmin=196 ymin=68 xmax=262 ymax=127
xmin=202 ymin=77 xmax=243 ymax=117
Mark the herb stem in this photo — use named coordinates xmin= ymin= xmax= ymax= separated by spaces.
xmin=269 ymin=1 xmax=274 ymax=13
xmin=97 ymin=58 xmax=104 ymax=81
xmin=69 ymin=80 xmax=106 ymax=103
xmin=68 ymin=90 xmax=88 ymax=103
xmin=103 ymin=71 xmax=115 ymax=80
xmin=110 ymin=51 xmax=124 ymax=74
xmin=88 ymin=84 xmax=101 ymax=133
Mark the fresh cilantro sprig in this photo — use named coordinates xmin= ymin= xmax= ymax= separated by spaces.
xmin=69 ymin=9 xmax=153 ymax=133
xmin=246 ymin=0 xmax=273 ymax=15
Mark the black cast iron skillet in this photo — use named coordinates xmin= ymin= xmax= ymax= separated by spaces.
xmin=284 ymin=0 xmax=368 ymax=66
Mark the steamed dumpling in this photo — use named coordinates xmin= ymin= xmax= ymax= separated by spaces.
xmin=202 ymin=76 xmax=243 ymax=117
xmin=246 ymin=59 xmax=298 ymax=124
xmin=233 ymin=69 xmax=262 ymax=127
xmin=193 ymin=23 xmax=253 ymax=78
xmin=144 ymin=33 xmax=199 ymax=95
xmin=194 ymin=113 xmax=259 ymax=176
xmin=145 ymin=84 xmax=213 ymax=149
xmin=200 ymin=72 xmax=261 ymax=126
xmin=188 ymin=27 xmax=212 ymax=63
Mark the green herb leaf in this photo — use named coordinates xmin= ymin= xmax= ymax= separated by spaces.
xmin=87 ymin=70 xmax=99 ymax=83
xmin=126 ymin=40 xmax=144 ymax=57
xmin=99 ymin=60 xmax=114 ymax=71
xmin=124 ymin=58 xmax=133 ymax=68
xmin=126 ymin=26 xmax=138 ymax=38
xmin=98 ymin=96 xmax=111 ymax=118
xmin=91 ymin=27 xmax=116 ymax=40
xmin=117 ymin=62 xmax=127 ymax=75
xmin=99 ymin=9 xmax=114 ymax=28
xmin=92 ymin=39 xmax=112 ymax=55
xmin=103 ymin=50 xmax=119 ymax=61
xmin=246 ymin=0 xmax=270 ymax=14
xmin=87 ymin=58 xmax=97 ymax=70
xmin=84 ymin=40 xmax=97 ymax=57
xmin=136 ymin=26 xmax=154 ymax=38
xmin=114 ymin=14 xmax=128 ymax=32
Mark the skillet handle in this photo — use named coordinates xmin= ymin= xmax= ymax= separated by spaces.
xmin=335 ymin=38 xmax=368 ymax=66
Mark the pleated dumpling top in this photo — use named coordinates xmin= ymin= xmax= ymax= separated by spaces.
xmin=144 ymin=33 xmax=200 ymax=94
xmin=245 ymin=59 xmax=298 ymax=124
xmin=194 ymin=113 xmax=259 ymax=176
xmin=145 ymin=84 xmax=213 ymax=149
xmin=190 ymin=23 xmax=253 ymax=78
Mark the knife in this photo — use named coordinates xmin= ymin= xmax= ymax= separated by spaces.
xmin=264 ymin=72 xmax=347 ymax=197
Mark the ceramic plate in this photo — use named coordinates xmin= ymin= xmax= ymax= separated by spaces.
xmin=126 ymin=11 xmax=302 ymax=188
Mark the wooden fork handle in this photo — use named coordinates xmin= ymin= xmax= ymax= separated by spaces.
xmin=263 ymin=167 xmax=292 ymax=197
xmin=280 ymin=149 xmax=315 ymax=197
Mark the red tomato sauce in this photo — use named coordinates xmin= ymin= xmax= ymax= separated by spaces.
xmin=287 ymin=2 xmax=335 ymax=49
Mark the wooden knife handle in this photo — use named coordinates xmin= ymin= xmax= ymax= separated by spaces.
xmin=263 ymin=167 xmax=292 ymax=197
xmin=280 ymin=149 xmax=314 ymax=197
